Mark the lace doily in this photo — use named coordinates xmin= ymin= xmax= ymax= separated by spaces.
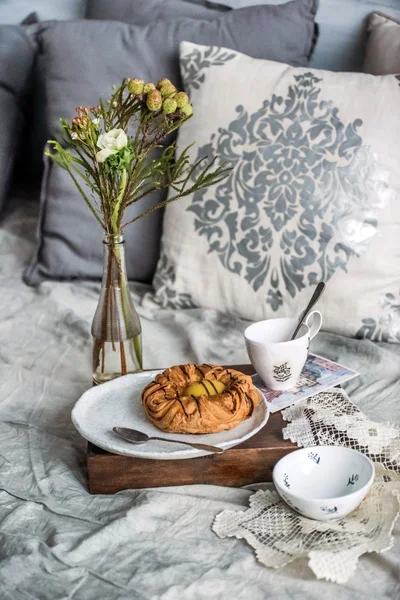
xmin=213 ymin=465 xmax=400 ymax=583
xmin=213 ymin=388 xmax=400 ymax=582
xmin=282 ymin=388 xmax=400 ymax=473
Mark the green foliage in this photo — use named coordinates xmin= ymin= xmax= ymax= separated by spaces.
xmin=45 ymin=78 xmax=230 ymax=234
xmin=103 ymin=146 xmax=134 ymax=176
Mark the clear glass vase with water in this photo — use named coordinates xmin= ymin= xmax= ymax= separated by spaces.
xmin=91 ymin=233 xmax=142 ymax=385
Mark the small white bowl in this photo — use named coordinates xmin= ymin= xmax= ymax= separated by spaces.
xmin=273 ymin=446 xmax=375 ymax=521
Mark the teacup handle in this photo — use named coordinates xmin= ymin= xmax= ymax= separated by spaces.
xmin=305 ymin=310 xmax=322 ymax=340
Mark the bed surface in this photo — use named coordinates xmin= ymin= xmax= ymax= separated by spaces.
xmin=0 ymin=190 xmax=399 ymax=598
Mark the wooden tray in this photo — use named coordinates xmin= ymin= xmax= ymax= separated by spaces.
xmin=87 ymin=364 xmax=298 ymax=494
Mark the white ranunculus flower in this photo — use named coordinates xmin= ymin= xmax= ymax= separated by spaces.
xmin=96 ymin=128 xmax=128 ymax=163
xmin=96 ymin=148 xmax=115 ymax=163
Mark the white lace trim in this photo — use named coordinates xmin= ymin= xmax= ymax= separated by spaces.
xmin=213 ymin=389 xmax=400 ymax=583
xmin=282 ymin=388 xmax=400 ymax=472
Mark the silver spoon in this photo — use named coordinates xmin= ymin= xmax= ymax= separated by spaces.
xmin=113 ymin=426 xmax=224 ymax=454
xmin=290 ymin=281 xmax=326 ymax=341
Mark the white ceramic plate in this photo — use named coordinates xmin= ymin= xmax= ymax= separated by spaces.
xmin=71 ymin=370 xmax=269 ymax=459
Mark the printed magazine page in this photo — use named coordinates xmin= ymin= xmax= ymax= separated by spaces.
xmin=252 ymin=353 xmax=359 ymax=413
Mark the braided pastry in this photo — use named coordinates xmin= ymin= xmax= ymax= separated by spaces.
xmin=142 ymin=364 xmax=261 ymax=434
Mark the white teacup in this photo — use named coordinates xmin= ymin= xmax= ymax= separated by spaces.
xmin=244 ymin=312 xmax=322 ymax=391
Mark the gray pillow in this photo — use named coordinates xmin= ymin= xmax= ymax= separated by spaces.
xmin=202 ymin=0 xmax=400 ymax=72
xmin=363 ymin=12 xmax=400 ymax=75
xmin=0 ymin=25 xmax=36 ymax=213
xmin=85 ymin=0 xmax=230 ymax=21
xmin=25 ymin=0 xmax=318 ymax=285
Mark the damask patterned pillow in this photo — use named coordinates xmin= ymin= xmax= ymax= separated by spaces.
xmin=153 ymin=41 xmax=400 ymax=343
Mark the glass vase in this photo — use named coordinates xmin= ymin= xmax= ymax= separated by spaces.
xmin=91 ymin=233 xmax=143 ymax=385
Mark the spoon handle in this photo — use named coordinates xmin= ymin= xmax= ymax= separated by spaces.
xmin=151 ymin=436 xmax=224 ymax=454
xmin=291 ymin=281 xmax=326 ymax=341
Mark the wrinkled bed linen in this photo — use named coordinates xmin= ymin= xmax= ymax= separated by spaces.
xmin=0 ymin=192 xmax=399 ymax=600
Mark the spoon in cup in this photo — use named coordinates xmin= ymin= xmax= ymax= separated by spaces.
xmin=291 ymin=282 xmax=326 ymax=341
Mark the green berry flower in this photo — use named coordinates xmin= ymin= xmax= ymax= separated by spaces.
xmin=143 ymin=82 xmax=156 ymax=94
xmin=146 ymin=89 xmax=162 ymax=111
xmin=174 ymin=92 xmax=189 ymax=108
xmin=128 ymin=78 xmax=144 ymax=95
xmin=180 ymin=103 xmax=193 ymax=117
xmin=157 ymin=77 xmax=172 ymax=89
xmin=162 ymin=98 xmax=177 ymax=114
xmin=160 ymin=83 xmax=177 ymax=98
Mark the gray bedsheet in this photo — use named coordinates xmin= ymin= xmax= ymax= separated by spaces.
xmin=0 ymin=192 xmax=399 ymax=599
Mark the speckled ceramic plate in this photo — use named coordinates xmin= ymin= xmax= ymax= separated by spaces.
xmin=71 ymin=370 xmax=269 ymax=459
